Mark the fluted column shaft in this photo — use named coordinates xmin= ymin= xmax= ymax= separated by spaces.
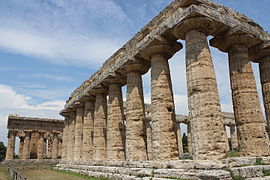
xmin=150 ymin=54 xmax=179 ymax=160
xmin=145 ymin=119 xmax=153 ymax=160
xmin=51 ymin=133 xmax=59 ymax=160
xmin=107 ymin=83 xmax=125 ymax=161
xmin=22 ymin=132 xmax=31 ymax=160
xmin=230 ymin=126 xmax=238 ymax=151
xmin=61 ymin=118 xmax=69 ymax=161
xmin=176 ymin=123 xmax=183 ymax=155
xmin=37 ymin=132 xmax=45 ymax=160
xmin=228 ymin=45 xmax=269 ymax=156
xmin=6 ymin=130 xmax=16 ymax=160
xmin=93 ymin=93 xmax=108 ymax=161
xmin=68 ymin=112 xmax=76 ymax=162
xmin=126 ymin=70 xmax=147 ymax=161
xmin=185 ymin=30 xmax=228 ymax=160
xmin=83 ymin=101 xmax=95 ymax=160
xmin=74 ymin=106 xmax=84 ymax=161
xmin=18 ymin=137 xmax=24 ymax=159
xmin=259 ymin=56 xmax=270 ymax=135
xmin=187 ymin=124 xmax=192 ymax=153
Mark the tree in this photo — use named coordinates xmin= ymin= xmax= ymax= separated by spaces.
xmin=0 ymin=142 xmax=7 ymax=161
xmin=182 ymin=133 xmax=188 ymax=153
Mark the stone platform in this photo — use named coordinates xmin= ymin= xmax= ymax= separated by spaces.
xmin=55 ymin=157 xmax=270 ymax=180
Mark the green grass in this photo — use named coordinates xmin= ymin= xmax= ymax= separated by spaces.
xmin=255 ymin=158 xmax=263 ymax=165
xmin=225 ymin=151 xmax=239 ymax=157
xmin=53 ymin=169 xmax=109 ymax=180
xmin=223 ymin=168 xmax=245 ymax=180
xmin=263 ymin=169 xmax=270 ymax=176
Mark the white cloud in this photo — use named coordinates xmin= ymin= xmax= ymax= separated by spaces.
xmin=0 ymin=28 xmax=120 ymax=67
xmin=0 ymin=0 xmax=132 ymax=67
xmin=22 ymin=73 xmax=73 ymax=82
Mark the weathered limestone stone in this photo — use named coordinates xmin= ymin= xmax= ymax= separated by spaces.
xmin=5 ymin=130 xmax=16 ymax=160
xmin=51 ymin=133 xmax=59 ymax=160
xmin=141 ymin=37 xmax=182 ymax=160
xmin=107 ymin=82 xmax=125 ymax=161
xmin=211 ymin=31 xmax=270 ymax=156
xmin=61 ymin=117 xmax=69 ymax=161
xmin=66 ymin=116 xmax=72 ymax=162
xmin=187 ymin=124 xmax=192 ymax=154
xmin=68 ymin=111 xmax=76 ymax=162
xmin=58 ymin=140 xmax=62 ymax=157
xmin=259 ymin=56 xmax=270 ymax=135
xmin=176 ymin=124 xmax=183 ymax=155
xmin=37 ymin=132 xmax=45 ymax=160
xmin=174 ymin=17 xmax=228 ymax=160
xmin=230 ymin=126 xmax=239 ymax=151
xmin=74 ymin=105 xmax=84 ymax=161
xmin=29 ymin=132 xmax=38 ymax=159
xmin=125 ymin=64 xmax=148 ymax=161
xmin=83 ymin=99 xmax=95 ymax=160
xmin=93 ymin=90 xmax=108 ymax=161
xmin=22 ymin=132 xmax=31 ymax=160
xmin=18 ymin=137 xmax=24 ymax=159
xmin=145 ymin=119 xmax=153 ymax=160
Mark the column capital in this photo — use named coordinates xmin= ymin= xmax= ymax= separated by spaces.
xmin=124 ymin=58 xmax=150 ymax=75
xmin=81 ymin=93 xmax=95 ymax=103
xmin=249 ymin=40 xmax=270 ymax=62
xmin=174 ymin=17 xmax=218 ymax=39
xmin=210 ymin=28 xmax=261 ymax=53
xmin=90 ymin=84 xmax=109 ymax=95
xmin=140 ymin=36 xmax=182 ymax=60
xmin=103 ymin=72 xmax=126 ymax=86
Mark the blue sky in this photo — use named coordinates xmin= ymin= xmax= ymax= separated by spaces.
xmin=0 ymin=0 xmax=269 ymax=146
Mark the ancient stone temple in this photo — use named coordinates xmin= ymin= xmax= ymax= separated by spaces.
xmin=59 ymin=0 xmax=270 ymax=164
xmin=5 ymin=115 xmax=63 ymax=161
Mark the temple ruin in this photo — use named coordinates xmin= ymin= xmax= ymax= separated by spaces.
xmin=5 ymin=115 xmax=63 ymax=161
xmin=59 ymin=0 xmax=270 ymax=164
xmin=5 ymin=0 xmax=270 ymax=179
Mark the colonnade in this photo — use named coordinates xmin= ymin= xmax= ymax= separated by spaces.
xmin=61 ymin=16 xmax=270 ymax=161
xmin=5 ymin=130 xmax=62 ymax=161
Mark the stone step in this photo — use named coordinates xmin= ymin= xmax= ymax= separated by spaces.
xmin=55 ymin=164 xmax=232 ymax=180
xmin=231 ymin=165 xmax=270 ymax=178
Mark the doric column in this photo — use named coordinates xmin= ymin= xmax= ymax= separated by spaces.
xmin=125 ymin=63 xmax=148 ymax=161
xmin=61 ymin=116 xmax=69 ymax=162
xmin=251 ymin=43 xmax=270 ymax=136
xmin=68 ymin=111 xmax=76 ymax=162
xmin=58 ymin=140 xmax=62 ymax=157
xmin=37 ymin=131 xmax=45 ymax=160
xmin=82 ymin=96 xmax=95 ymax=161
xmin=176 ymin=123 xmax=183 ymax=155
xmin=51 ymin=132 xmax=59 ymax=160
xmin=260 ymin=57 xmax=270 ymax=135
xmin=145 ymin=118 xmax=153 ymax=160
xmin=230 ymin=126 xmax=239 ymax=151
xmin=5 ymin=130 xmax=16 ymax=160
xmin=141 ymin=36 xmax=182 ymax=160
xmin=106 ymin=75 xmax=126 ymax=161
xmin=29 ymin=132 xmax=38 ymax=159
xmin=74 ymin=103 xmax=84 ymax=162
xmin=92 ymin=87 xmax=108 ymax=161
xmin=18 ymin=137 xmax=24 ymax=159
xmin=187 ymin=123 xmax=192 ymax=154
xmin=174 ymin=17 xmax=228 ymax=160
xmin=211 ymin=29 xmax=270 ymax=156
xmin=22 ymin=131 xmax=31 ymax=160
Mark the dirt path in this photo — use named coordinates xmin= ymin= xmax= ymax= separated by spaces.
xmin=0 ymin=165 xmax=9 ymax=180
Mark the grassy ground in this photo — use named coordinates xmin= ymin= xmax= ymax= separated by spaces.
xmin=2 ymin=165 xmax=107 ymax=180
xmin=0 ymin=164 xmax=10 ymax=180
